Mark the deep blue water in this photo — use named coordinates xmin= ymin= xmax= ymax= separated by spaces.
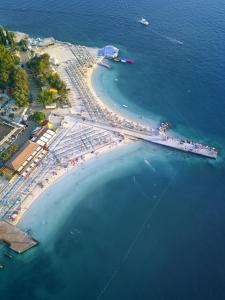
xmin=0 ymin=0 xmax=225 ymax=299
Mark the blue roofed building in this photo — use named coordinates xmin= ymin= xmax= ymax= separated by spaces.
xmin=97 ymin=45 xmax=119 ymax=59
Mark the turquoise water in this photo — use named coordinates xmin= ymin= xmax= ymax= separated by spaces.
xmin=0 ymin=0 xmax=225 ymax=299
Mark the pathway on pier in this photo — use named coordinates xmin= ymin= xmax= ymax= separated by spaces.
xmin=55 ymin=44 xmax=217 ymax=160
xmin=67 ymin=115 xmax=217 ymax=159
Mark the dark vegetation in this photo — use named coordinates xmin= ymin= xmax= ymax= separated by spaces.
xmin=0 ymin=26 xmax=30 ymax=107
xmin=0 ymin=26 xmax=67 ymax=108
xmin=1 ymin=144 xmax=19 ymax=161
xmin=27 ymin=54 xmax=68 ymax=105
xmin=32 ymin=111 xmax=46 ymax=124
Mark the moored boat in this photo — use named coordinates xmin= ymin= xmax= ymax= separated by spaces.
xmin=127 ymin=59 xmax=134 ymax=64
xmin=138 ymin=18 xmax=149 ymax=26
xmin=4 ymin=253 xmax=13 ymax=259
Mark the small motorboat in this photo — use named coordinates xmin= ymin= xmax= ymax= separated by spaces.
xmin=4 ymin=253 xmax=13 ymax=259
xmin=122 ymin=104 xmax=128 ymax=108
xmin=138 ymin=18 xmax=149 ymax=26
xmin=127 ymin=59 xmax=134 ymax=64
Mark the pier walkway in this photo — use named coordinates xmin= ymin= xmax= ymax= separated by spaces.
xmin=57 ymin=44 xmax=217 ymax=160
xmin=0 ymin=221 xmax=38 ymax=253
xmin=69 ymin=115 xmax=218 ymax=159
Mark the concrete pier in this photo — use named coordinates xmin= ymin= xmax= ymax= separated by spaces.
xmin=0 ymin=220 xmax=38 ymax=253
xmin=69 ymin=115 xmax=218 ymax=159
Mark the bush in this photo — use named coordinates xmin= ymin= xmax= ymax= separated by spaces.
xmin=1 ymin=144 xmax=19 ymax=161
xmin=45 ymin=71 xmax=68 ymax=97
xmin=0 ymin=43 xmax=30 ymax=104
xmin=33 ymin=111 xmax=46 ymax=124
xmin=12 ymin=66 xmax=29 ymax=107
xmin=27 ymin=53 xmax=50 ymax=75
xmin=17 ymin=38 xmax=28 ymax=50
xmin=37 ymin=88 xmax=55 ymax=105
xmin=0 ymin=45 xmax=15 ymax=89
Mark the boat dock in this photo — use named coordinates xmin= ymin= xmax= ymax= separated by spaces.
xmin=0 ymin=220 xmax=38 ymax=254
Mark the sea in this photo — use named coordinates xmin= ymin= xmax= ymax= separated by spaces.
xmin=0 ymin=0 xmax=225 ymax=299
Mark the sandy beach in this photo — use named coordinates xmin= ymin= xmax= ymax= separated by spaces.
xmin=17 ymin=140 xmax=142 ymax=240
xmin=13 ymin=138 xmax=131 ymax=226
xmin=40 ymin=41 xmax=151 ymax=130
xmin=8 ymin=40 xmax=147 ymax=226
xmin=2 ymin=38 xmax=136 ymax=226
xmin=2 ymin=34 xmax=217 ymax=229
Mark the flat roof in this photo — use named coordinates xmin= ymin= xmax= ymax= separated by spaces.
xmin=6 ymin=141 xmax=40 ymax=171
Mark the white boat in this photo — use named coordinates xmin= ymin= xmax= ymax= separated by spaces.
xmin=138 ymin=18 xmax=149 ymax=26
xmin=122 ymin=104 xmax=128 ymax=108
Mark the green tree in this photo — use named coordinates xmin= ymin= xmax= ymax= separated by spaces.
xmin=1 ymin=144 xmax=19 ymax=161
xmin=33 ymin=111 xmax=46 ymax=124
xmin=45 ymin=71 xmax=68 ymax=97
xmin=27 ymin=53 xmax=50 ymax=75
xmin=5 ymin=29 xmax=15 ymax=48
xmin=37 ymin=88 xmax=55 ymax=105
xmin=17 ymin=38 xmax=28 ymax=50
xmin=12 ymin=66 xmax=30 ymax=107
xmin=0 ymin=27 xmax=15 ymax=48
xmin=0 ymin=27 xmax=7 ymax=46
xmin=0 ymin=45 xmax=15 ymax=88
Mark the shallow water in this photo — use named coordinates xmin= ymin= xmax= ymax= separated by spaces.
xmin=0 ymin=0 xmax=225 ymax=299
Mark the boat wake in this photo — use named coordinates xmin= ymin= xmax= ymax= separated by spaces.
xmin=144 ymin=159 xmax=157 ymax=174
xmin=150 ymin=29 xmax=184 ymax=45
xmin=165 ymin=37 xmax=183 ymax=45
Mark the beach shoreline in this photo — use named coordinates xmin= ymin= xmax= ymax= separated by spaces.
xmin=9 ymin=37 xmax=136 ymax=226
xmin=17 ymin=139 xmax=140 ymax=236
xmin=14 ymin=139 xmax=131 ymax=227
xmin=1 ymin=32 xmax=218 ymax=231
xmin=91 ymin=65 xmax=162 ymax=129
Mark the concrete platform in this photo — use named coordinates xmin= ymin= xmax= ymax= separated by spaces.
xmin=0 ymin=220 xmax=38 ymax=253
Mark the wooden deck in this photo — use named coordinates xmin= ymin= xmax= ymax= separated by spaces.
xmin=0 ymin=220 xmax=38 ymax=253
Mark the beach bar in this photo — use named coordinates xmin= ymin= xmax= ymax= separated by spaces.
xmin=97 ymin=45 xmax=119 ymax=59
